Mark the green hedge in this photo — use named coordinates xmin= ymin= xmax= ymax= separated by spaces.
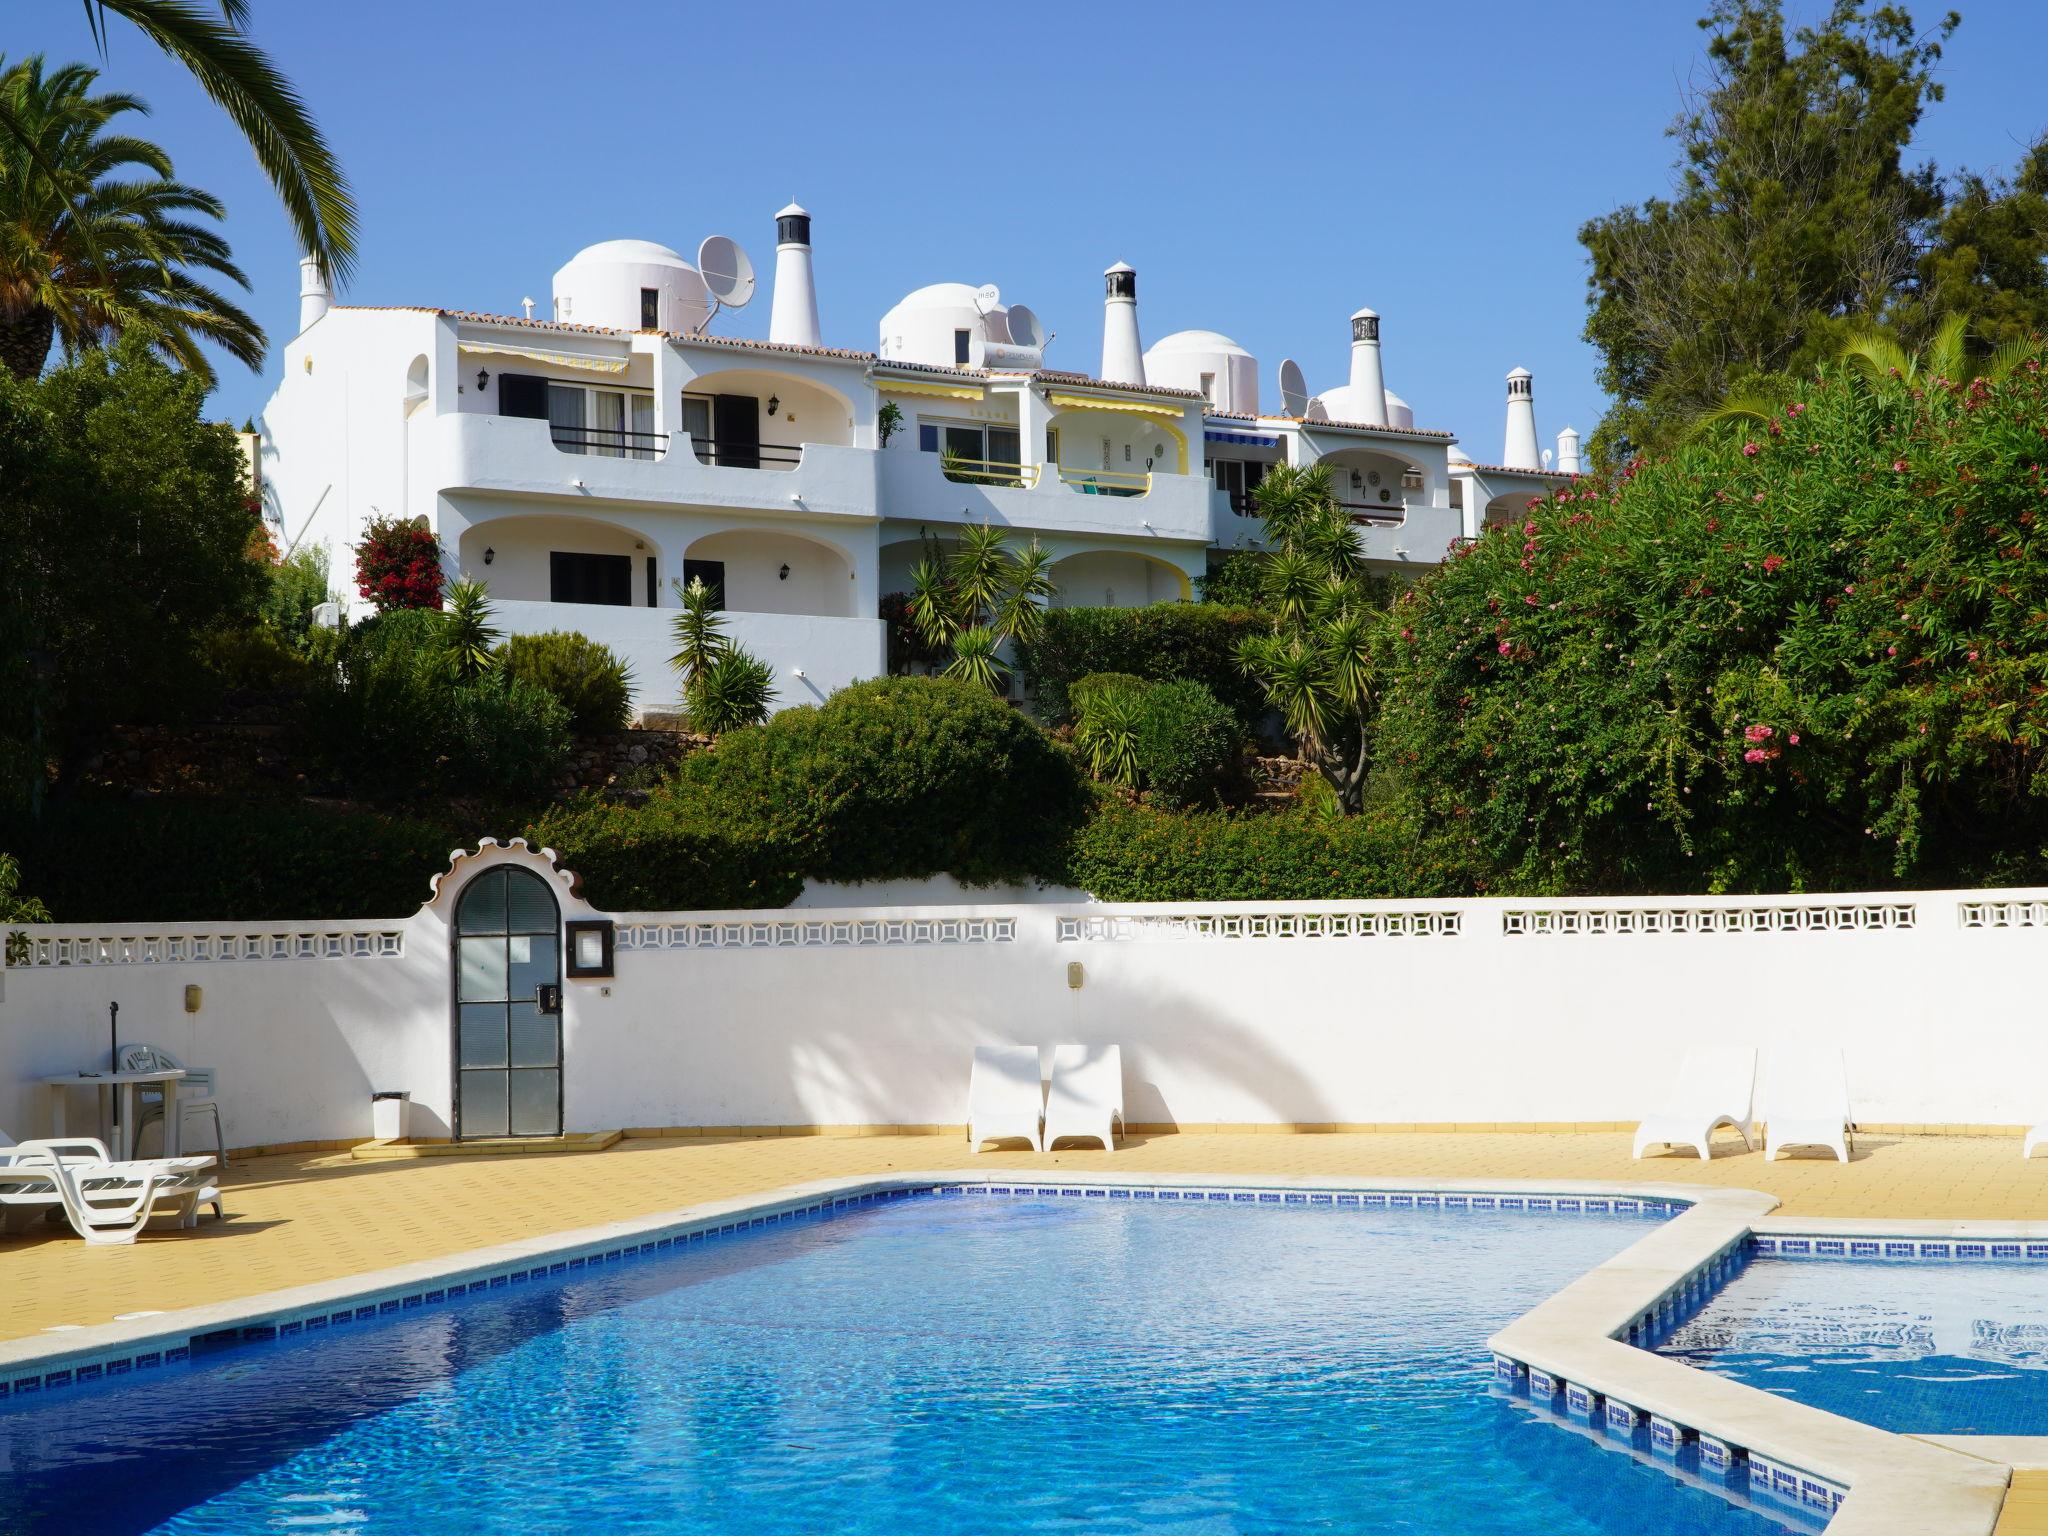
xmin=5 ymin=799 xmax=467 ymax=921
xmin=1062 ymin=801 xmax=1398 ymax=902
xmin=524 ymin=796 xmax=801 ymax=911
xmin=1015 ymin=604 xmax=1270 ymax=726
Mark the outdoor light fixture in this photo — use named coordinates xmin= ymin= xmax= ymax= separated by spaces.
xmin=766 ymin=394 xmax=780 ymax=416
xmin=483 ymin=547 xmax=495 ymax=565
xmin=778 ymin=563 xmax=790 ymax=580
xmin=565 ymin=919 xmax=616 ymax=980
xmin=476 ymin=368 xmax=490 ymax=392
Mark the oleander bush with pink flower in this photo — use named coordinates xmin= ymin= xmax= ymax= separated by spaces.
xmin=1366 ymin=344 xmax=2048 ymax=895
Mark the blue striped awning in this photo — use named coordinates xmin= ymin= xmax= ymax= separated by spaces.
xmin=1205 ymin=429 xmax=1279 ymax=448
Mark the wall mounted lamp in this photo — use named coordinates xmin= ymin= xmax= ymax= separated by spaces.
xmin=483 ymin=547 xmax=495 ymax=565
xmin=476 ymin=368 xmax=490 ymax=392
xmin=765 ymin=394 xmax=780 ymax=416
xmin=778 ymin=563 xmax=790 ymax=581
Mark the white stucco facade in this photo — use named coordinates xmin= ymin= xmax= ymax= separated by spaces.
xmin=257 ymin=208 xmax=1576 ymax=713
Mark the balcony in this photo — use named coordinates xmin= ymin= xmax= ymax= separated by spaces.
xmin=429 ymin=412 xmax=877 ymax=519
xmin=879 ymin=448 xmax=1212 ymax=544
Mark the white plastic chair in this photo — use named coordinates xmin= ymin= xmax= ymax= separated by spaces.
xmin=122 ymin=1043 xmax=228 ymax=1168
xmin=1763 ymin=1047 xmax=1854 ymax=1162
xmin=967 ymin=1046 xmax=1045 ymax=1153
xmin=1632 ymin=1045 xmax=1757 ymax=1160
xmin=0 ymin=1136 xmax=220 ymax=1244
xmin=1043 ymin=1043 xmax=1125 ymax=1152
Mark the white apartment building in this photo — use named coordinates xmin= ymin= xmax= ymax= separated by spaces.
xmin=257 ymin=205 xmax=1578 ymax=713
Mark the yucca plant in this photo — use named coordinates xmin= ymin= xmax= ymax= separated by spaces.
xmin=1235 ymin=462 xmax=1383 ymax=812
xmin=1073 ymin=682 xmax=1144 ymax=788
xmin=667 ymin=576 xmax=727 ymax=688
xmin=941 ymin=626 xmax=1007 ymax=695
xmin=442 ymin=577 xmax=499 ymax=683
xmin=908 ymin=523 xmax=1057 ymax=692
xmin=690 ymin=648 xmax=775 ymax=734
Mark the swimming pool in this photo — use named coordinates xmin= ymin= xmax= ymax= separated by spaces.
xmin=1 ymin=1192 xmax=1815 ymax=1535
xmin=1658 ymin=1251 xmax=2048 ymax=1435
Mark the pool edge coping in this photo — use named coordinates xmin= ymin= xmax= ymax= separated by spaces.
xmin=0 ymin=1169 xmax=2027 ymax=1535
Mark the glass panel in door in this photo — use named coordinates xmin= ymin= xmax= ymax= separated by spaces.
xmin=593 ymin=391 xmax=626 ymax=458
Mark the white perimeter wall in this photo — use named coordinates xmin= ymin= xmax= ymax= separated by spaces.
xmin=4 ymin=847 xmax=2044 ymax=1149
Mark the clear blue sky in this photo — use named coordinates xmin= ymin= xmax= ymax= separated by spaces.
xmin=11 ymin=1 xmax=2048 ymax=453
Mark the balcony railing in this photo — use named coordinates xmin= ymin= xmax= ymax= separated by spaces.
xmin=549 ymin=425 xmax=667 ymax=459
xmin=689 ymin=438 xmax=804 ymax=471
xmin=941 ymin=456 xmax=1040 ymax=489
xmin=1058 ymin=465 xmax=1150 ymax=498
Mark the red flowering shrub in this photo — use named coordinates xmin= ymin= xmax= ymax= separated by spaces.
xmin=1370 ymin=346 xmax=2048 ymax=893
xmin=355 ymin=515 xmax=443 ymax=610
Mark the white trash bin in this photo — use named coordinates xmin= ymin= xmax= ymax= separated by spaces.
xmin=371 ymin=1090 xmax=412 ymax=1142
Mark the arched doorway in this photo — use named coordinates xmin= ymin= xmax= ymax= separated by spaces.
xmin=453 ymin=867 xmax=562 ymax=1139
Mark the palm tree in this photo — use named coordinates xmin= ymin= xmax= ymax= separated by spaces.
xmin=0 ymin=55 xmax=263 ymax=381
xmin=2 ymin=2 xmax=356 ymax=286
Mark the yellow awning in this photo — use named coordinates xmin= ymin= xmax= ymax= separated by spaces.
xmin=877 ymin=377 xmax=985 ymax=401
xmin=1045 ymin=390 xmax=1185 ymax=421
xmin=458 ymin=341 xmax=629 ymax=374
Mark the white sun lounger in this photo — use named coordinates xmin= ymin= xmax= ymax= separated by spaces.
xmin=0 ymin=1136 xmax=220 ymax=1245
xmin=968 ymin=1046 xmax=1045 ymax=1153
xmin=1763 ymin=1048 xmax=1854 ymax=1162
xmin=1632 ymin=1045 xmax=1757 ymax=1159
xmin=1043 ymin=1043 xmax=1125 ymax=1152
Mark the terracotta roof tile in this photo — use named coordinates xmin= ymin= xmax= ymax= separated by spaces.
xmin=1457 ymin=461 xmax=1582 ymax=480
xmin=1284 ymin=414 xmax=1456 ymax=442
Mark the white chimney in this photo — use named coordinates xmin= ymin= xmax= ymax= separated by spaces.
xmin=1100 ymin=262 xmax=1144 ymax=384
xmin=298 ymin=255 xmax=331 ymax=333
xmin=769 ymin=202 xmax=821 ymax=348
xmin=1503 ymin=367 xmax=1540 ymax=470
xmin=1347 ymin=307 xmax=1389 ymax=427
xmin=1556 ymin=425 xmax=1582 ymax=474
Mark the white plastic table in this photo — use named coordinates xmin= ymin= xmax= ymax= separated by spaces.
xmin=42 ymin=1068 xmax=186 ymax=1162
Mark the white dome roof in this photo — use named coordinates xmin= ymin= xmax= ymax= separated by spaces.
xmin=1447 ymin=446 xmax=1474 ymax=464
xmin=1385 ymin=389 xmax=1410 ymax=409
xmin=885 ymin=281 xmax=984 ymax=314
xmin=563 ymin=238 xmax=696 ymax=271
xmin=1147 ymin=329 xmax=1250 ymax=358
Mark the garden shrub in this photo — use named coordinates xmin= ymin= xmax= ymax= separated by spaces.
xmin=1368 ymin=349 xmax=2048 ymax=894
xmin=195 ymin=624 xmax=316 ymax=695
xmin=304 ymin=610 xmax=571 ymax=799
xmin=1063 ymin=801 xmax=1396 ymax=902
xmin=1015 ymin=604 xmax=1270 ymax=726
xmin=497 ymin=631 xmax=634 ymax=736
xmin=672 ymin=675 xmax=1088 ymax=887
xmin=3 ymin=799 xmax=465 ymax=921
xmin=524 ymin=795 xmax=801 ymax=911
xmin=1133 ymin=680 xmax=1242 ymax=808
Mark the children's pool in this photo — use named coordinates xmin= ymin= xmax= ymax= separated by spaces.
xmin=1659 ymin=1253 xmax=2048 ymax=1434
xmin=0 ymin=1192 xmax=1812 ymax=1535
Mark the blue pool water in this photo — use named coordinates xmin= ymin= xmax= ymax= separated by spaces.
xmin=0 ymin=1195 xmax=1815 ymax=1535
xmin=1660 ymin=1255 xmax=2048 ymax=1434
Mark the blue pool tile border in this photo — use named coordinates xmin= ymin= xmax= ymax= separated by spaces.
xmin=1752 ymin=1233 xmax=2048 ymax=1262
xmin=0 ymin=1178 xmax=1684 ymax=1405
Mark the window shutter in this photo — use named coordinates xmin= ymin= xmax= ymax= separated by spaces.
xmin=498 ymin=372 xmax=548 ymax=419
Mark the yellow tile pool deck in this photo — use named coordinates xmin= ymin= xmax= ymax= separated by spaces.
xmin=10 ymin=1128 xmax=2048 ymax=1346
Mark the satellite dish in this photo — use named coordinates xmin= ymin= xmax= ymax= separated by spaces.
xmin=696 ymin=235 xmax=756 ymax=331
xmin=1305 ymin=396 xmax=1330 ymax=423
xmin=974 ymin=283 xmax=1002 ymax=313
xmin=1005 ymin=303 xmax=1046 ymax=351
xmin=1278 ymin=359 xmax=1309 ymax=417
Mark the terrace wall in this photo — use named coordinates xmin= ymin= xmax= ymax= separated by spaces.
xmin=3 ymin=847 xmax=2041 ymax=1148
